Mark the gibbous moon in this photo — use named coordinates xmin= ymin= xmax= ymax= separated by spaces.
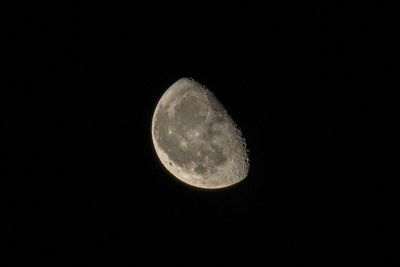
xmin=151 ymin=78 xmax=249 ymax=189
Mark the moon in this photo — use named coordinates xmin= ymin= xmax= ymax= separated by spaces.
xmin=151 ymin=78 xmax=249 ymax=189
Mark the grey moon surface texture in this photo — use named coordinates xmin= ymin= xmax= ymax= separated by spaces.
xmin=151 ymin=78 xmax=249 ymax=189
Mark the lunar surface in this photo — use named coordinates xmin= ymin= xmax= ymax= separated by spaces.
xmin=151 ymin=78 xmax=249 ymax=189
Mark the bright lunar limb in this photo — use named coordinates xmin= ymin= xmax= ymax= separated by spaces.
xmin=151 ymin=78 xmax=249 ymax=189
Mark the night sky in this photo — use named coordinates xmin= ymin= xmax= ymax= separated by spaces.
xmin=6 ymin=2 xmax=394 ymax=265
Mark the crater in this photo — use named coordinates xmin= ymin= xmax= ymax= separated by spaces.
xmin=194 ymin=165 xmax=206 ymax=175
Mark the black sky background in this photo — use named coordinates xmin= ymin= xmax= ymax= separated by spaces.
xmin=5 ymin=2 xmax=395 ymax=265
